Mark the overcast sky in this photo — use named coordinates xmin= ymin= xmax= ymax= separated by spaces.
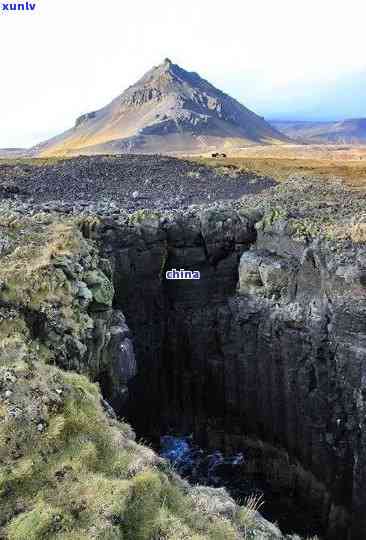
xmin=1 ymin=0 xmax=365 ymax=147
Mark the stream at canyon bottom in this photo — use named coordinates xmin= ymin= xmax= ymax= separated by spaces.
xmin=160 ymin=435 xmax=322 ymax=538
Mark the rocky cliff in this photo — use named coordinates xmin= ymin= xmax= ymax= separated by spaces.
xmin=1 ymin=163 xmax=365 ymax=539
xmin=0 ymin=203 xmax=297 ymax=540
xmin=80 ymin=176 xmax=366 ymax=540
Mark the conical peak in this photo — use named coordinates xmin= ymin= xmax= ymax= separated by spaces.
xmin=36 ymin=58 xmax=288 ymax=157
xmin=163 ymin=57 xmax=173 ymax=68
xmin=160 ymin=58 xmax=175 ymax=75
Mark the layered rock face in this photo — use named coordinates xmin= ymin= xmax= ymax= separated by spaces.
xmin=86 ymin=207 xmax=366 ymax=540
xmin=1 ymin=207 xmax=288 ymax=540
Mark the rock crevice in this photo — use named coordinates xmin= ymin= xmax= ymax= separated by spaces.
xmin=83 ymin=207 xmax=366 ymax=539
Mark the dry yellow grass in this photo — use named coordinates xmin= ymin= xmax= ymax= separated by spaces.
xmin=193 ymin=144 xmax=366 ymax=190
xmin=325 ymin=213 xmax=366 ymax=243
xmin=0 ymin=220 xmax=82 ymax=287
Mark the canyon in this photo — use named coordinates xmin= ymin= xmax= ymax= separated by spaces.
xmin=1 ymin=157 xmax=366 ymax=538
xmin=82 ymin=204 xmax=364 ymax=540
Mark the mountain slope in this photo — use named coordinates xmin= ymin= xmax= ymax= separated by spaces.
xmin=271 ymin=118 xmax=366 ymax=144
xmin=0 ymin=148 xmax=28 ymax=158
xmin=34 ymin=59 xmax=287 ymax=157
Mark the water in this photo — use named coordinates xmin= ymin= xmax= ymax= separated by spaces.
xmin=160 ymin=435 xmax=323 ymax=537
xmin=160 ymin=435 xmax=259 ymax=500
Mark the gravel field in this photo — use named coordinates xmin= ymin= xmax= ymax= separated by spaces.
xmin=0 ymin=154 xmax=364 ymax=244
xmin=0 ymin=154 xmax=275 ymax=212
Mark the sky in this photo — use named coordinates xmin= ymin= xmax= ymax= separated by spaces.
xmin=0 ymin=0 xmax=365 ymax=147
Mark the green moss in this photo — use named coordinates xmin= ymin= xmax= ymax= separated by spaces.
xmin=206 ymin=520 xmax=237 ymax=540
xmin=0 ymin=357 xmax=244 ymax=539
xmin=7 ymin=503 xmax=73 ymax=540
xmin=0 ymin=362 xmax=124 ymax=534
xmin=83 ymin=270 xmax=114 ymax=307
xmin=122 ymin=470 xmax=162 ymax=539
xmin=288 ymin=218 xmax=321 ymax=241
xmin=129 ymin=209 xmax=161 ymax=225
xmin=256 ymin=208 xmax=288 ymax=231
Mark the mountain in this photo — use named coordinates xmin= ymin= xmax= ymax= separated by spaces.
xmin=33 ymin=59 xmax=287 ymax=157
xmin=271 ymin=118 xmax=366 ymax=144
xmin=0 ymin=148 xmax=28 ymax=158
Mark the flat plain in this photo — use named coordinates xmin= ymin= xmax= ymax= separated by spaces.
xmin=194 ymin=143 xmax=366 ymax=190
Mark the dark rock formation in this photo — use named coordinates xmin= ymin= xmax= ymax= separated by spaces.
xmin=86 ymin=309 xmax=137 ymax=411
xmin=29 ymin=252 xmax=137 ymax=412
xmin=82 ymin=206 xmax=366 ymax=539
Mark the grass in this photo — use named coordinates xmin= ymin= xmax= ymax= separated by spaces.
xmin=0 ymin=354 xmax=251 ymax=539
xmin=191 ymin=151 xmax=366 ymax=245
xmin=237 ymin=493 xmax=265 ymax=538
xmin=320 ymin=213 xmax=366 ymax=243
xmin=129 ymin=209 xmax=161 ymax=225
xmin=193 ymin=148 xmax=366 ymax=190
xmin=0 ymin=218 xmax=83 ymax=301
xmin=0 ymin=156 xmax=70 ymax=167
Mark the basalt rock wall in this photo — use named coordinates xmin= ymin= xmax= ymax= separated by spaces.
xmin=84 ymin=208 xmax=366 ymax=540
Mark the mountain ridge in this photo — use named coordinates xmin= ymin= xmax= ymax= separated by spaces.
xmin=271 ymin=118 xmax=366 ymax=144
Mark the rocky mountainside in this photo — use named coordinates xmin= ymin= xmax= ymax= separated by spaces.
xmin=271 ymin=118 xmax=366 ymax=143
xmin=32 ymin=59 xmax=287 ymax=157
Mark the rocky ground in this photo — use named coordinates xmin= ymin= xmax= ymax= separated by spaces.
xmin=0 ymin=155 xmax=274 ymax=213
xmin=0 ymin=154 xmax=364 ymax=246
xmin=1 ymin=153 xmax=365 ymax=539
